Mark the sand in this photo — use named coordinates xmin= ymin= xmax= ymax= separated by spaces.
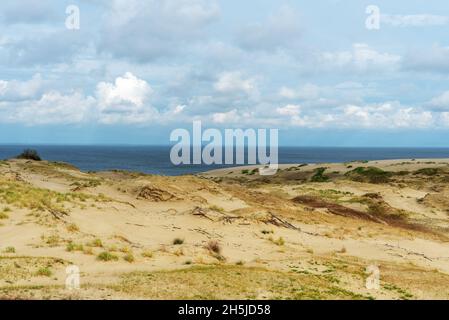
xmin=0 ymin=158 xmax=449 ymax=300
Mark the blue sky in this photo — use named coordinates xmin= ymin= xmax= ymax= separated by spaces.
xmin=1 ymin=0 xmax=449 ymax=146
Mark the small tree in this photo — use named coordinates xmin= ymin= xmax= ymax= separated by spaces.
xmin=16 ymin=149 xmax=42 ymax=161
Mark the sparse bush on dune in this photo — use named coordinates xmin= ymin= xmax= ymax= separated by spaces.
xmin=36 ymin=267 xmax=52 ymax=277
xmin=97 ymin=251 xmax=119 ymax=262
xmin=206 ymin=240 xmax=221 ymax=254
xmin=311 ymin=168 xmax=330 ymax=182
xmin=123 ymin=253 xmax=135 ymax=263
xmin=173 ymin=238 xmax=184 ymax=245
xmin=414 ymin=168 xmax=442 ymax=176
xmin=15 ymin=149 xmax=42 ymax=161
xmin=3 ymin=246 xmax=15 ymax=253
xmin=345 ymin=167 xmax=392 ymax=184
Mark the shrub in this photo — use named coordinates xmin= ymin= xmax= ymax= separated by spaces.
xmin=16 ymin=149 xmax=42 ymax=161
xmin=209 ymin=205 xmax=225 ymax=213
xmin=311 ymin=167 xmax=330 ymax=182
xmin=0 ymin=212 xmax=9 ymax=219
xmin=142 ymin=250 xmax=153 ymax=258
xmin=4 ymin=246 xmax=15 ymax=253
xmin=123 ymin=253 xmax=135 ymax=263
xmin=97 ymin=251 xmax=118 ymax=262
xmin=66 ymin=223 xmax=79 ymax=233
xmin=269 ymin=236 xmax=285 ymax=246
xmin=66 ymin=242 xmax=83 ymax=252
xmin=173 ymin=238 xmax=184 ymax=245
xmin=414 ymin=168 xmax=441 ymax=176
xmin=346 ymin=167 xmax=392 ymax=184
xmin=206 ymin=240 xmax=221 ymax=254
xmin=89 ymin=239 xmax=103 ymax=247
xmin=248 ymin=168 xmax=259 ymax=175
xmin=36 ymin=267 xmax=52 ymax=277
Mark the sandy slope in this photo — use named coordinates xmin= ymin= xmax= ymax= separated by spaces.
xmin=0 ymin=158 xmax=449 ymax=300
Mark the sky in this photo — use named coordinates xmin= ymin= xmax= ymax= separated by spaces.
xmin=1 ymin=0 xmax=449 ymax=146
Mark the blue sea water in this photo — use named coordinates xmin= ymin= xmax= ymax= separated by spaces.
xmin=1 ymin=145 xmax=449 ymax=176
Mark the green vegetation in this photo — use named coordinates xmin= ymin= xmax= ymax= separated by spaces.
xmin=66 ymin=223 xmax=79 ymax=233
xmin=269 ymin=236 xmax=285 ymax=246
xmin=209 ymin=205 xmax=225 ymax=213
xmin=0 ymin=178 xmax=104 ymax=219
xmin=97 ymin=251 xmax=119 ymax=262
xmin=123 ymin=253 xmax=135 ymax=263
xmin=311 ymin=167 xmax=330 ymax=182
xmin=414 ymin=168 xmax=441 ymax=176
xmin=3 ymin=247 xmax=15 ymax=253
xmin=70 ymin=179 xmax=102 ymax=189
xmin=111 ymin=266 xmax=370 ymax=300
xmin=141 ymin=250 xmax=153 ymax=258
xmin=66 ymin=242 xmax=84 ymax=252
xmin=173 ymin=238 xmax=184 ymax=245
xmin=15 ymin=149 xmax=41 ymax=161
xmin=35 ymin=267 xmax=52 ymax=277
xmin=88 ymin=239 xmax=103 ymax=248
xmin=345 ymin=167 xmax=392 ymax=184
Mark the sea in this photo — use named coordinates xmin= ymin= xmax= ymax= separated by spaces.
xmin=1 ymin=145 xmax=449 ymax=176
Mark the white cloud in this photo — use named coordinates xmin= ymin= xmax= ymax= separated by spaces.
xmin=97 ymin=72 xmax=153 ymax=109
xmin=320 ymin=44 xmax=401 ymax=71
xmin=236 ymin=5 xmax=302 ymax=52
xmin=101 ymin=0 xmax=220 ymax=62
xmin=429 ymin=91 xmax=449 ymax=111
xmin=95 ymin=72 xmax=158 ymax=124
xmin=276 ymin=104 xmax=301 ymax=116
xmin=381 ymin=14 xmax=449 ymax=27
xmin=403 ymin=44 xmax=449 ymax=73
xmin=212 ymin=109 xmax=240 ymax=124
xmin=279 ymin=84 xmax=320 ymax=100
xmin=1 ymin=91 xmax=95 ymax=125
xmin=214 ymin=71 xmax=257 ymax=95
xmin=0 ymin=74 xmax=43 ymax=101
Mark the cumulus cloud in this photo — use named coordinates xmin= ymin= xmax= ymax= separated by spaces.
xmin=96 ymin=72 xmax=158 ymax=124
xmin=279 ymin=84 xmax=320 ymax=100
xmin=0 ymin=74 xmax=44 ymax=101
xmin=212 ymin=109 xmax=241 ymax=124
xmin=97 ymin=72 xmax=153 ymax=109
xmin=381 ymin=14 xmax=449 ymax=27
xmin=214 ymin=71 xmax=258 ymax=96
xmin=0 ymin=91 xmax=96 ymax=125
xmin=276 ymin=104 xmax=301 ymax=116
xmin=428 ymin=91 xmax=449 ymax=111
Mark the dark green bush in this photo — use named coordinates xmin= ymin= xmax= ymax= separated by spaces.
xmin=15 ymin=149 xmax=41 ymax=161
xmin=311 ymin=167 xmax=330 ymax=182
xmin=345 ymin=167 xmax=392 ymax=184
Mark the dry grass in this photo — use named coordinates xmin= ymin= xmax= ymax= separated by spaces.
xmin=110 ymin=265 xmax=369 ymax=300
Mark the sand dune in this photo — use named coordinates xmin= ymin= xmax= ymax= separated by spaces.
xmin=1 ymin=158 xmax=449 ymax=300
